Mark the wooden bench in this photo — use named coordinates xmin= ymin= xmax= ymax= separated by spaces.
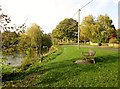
xmin=82 ymin=50 xmax=96 ymax=63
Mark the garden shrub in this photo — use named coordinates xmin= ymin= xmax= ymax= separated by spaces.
xmin=2 ymin=64 xmax=14 ymax=76
xmin=109 ymin=38 xmax=117 ymax=43
xmin=49 ymin=46 xmax=58 ymax=52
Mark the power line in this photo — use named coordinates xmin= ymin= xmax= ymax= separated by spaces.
xmin=80 ymin=0 xmax=93 ymax=10
xmin=77 ymin=0 xmax=93 ymax=48
xmin=71 ymin=0 xmax=93 ymax=19
xmin=71 ymin=0 xmax=94 ymax=48
xmin=72 ymin=10 xmax=78 ymax=18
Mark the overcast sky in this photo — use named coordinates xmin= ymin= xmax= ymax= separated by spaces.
xmin=0 ymin=0 xmax=119 ymax=33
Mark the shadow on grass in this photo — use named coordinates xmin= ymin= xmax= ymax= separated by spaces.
xmin=2 ymin=66 xmax=44 ymax=82
xmin=2 ymin=53 xmax=118 ymax=87
xmin=32 ymin=54 xmax=118 ymax=86
xmin=95 ymin=54 xmax=118 ymax=63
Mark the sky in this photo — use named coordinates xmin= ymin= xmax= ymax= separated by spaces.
xmin=118 ymin=1 xmax=120 ymax=28
xmin=0 ymin=0 xmax=119 ymax=33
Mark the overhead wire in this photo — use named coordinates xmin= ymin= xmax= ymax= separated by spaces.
xmin=71 ymin=0 xmax=93 ymax=19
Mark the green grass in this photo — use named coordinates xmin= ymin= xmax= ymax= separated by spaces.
xmin=2 ymin=45 xmax=118 ymax=87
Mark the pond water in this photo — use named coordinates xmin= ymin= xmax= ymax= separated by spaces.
xmin=1 ymin=52 xmax=24 ymax=67
xmin=6 ymin=54 xmax=24 ymax=67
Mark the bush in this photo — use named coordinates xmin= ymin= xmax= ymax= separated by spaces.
xmin=20 ymin=54 xmax=41 ymax=70
xmin=1 ymin=57 xmax=8 ymax=62
xmin=109 ymin=38 xmax=117 ymax=43
xmin=49 ymin=46 xmax=58 ymax=52
xmin=2 ymin=64 xmax=14 ymax=76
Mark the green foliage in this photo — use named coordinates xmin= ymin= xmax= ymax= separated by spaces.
xmin=52 ymin=38 xmax=59 ymax=45
xmin=116 ymin=28 xmax=120 ymax=43
xmin=2 ymin=31 xmax=19 ymax=54
xmin=109 ymin=38 xmax=117 ymax=43
xmin=17 ymin=23 xmax=53 ymax=71
xmin=97 ymin=15 xmax=116 ymax=43
xmin=20 ymin=51 xmax=41 ymax=70
xmin=49 ymin=46 xmax=58 ymax=52
xmin=18 ymin=23 xmax=43 ymax=57
xmin=42 ymin=34 xmax=52 ymax=48
xmin=0 ymin=57 xmax=8 ymax=62
xmin=0 ymin=7 xmax=26 ymax=55
xmin=19 ymin=23 xmax=52 ymax=56
xmin=27 ymin=23 xmax=43 ymax=48
xmin=52 ymin=28 xmax=64 ymax=39
xmin=2 ymin=64 xmax=14 ymax=76
xmin=52 ymin=18 xmax=78 ymax=43
xmin=18 ymin=34 xmax=31 ymax=53
xmin=80 ymin=15 xmax=94 ymax=42
xmin=42 ymin=34 xmax=52 ymax=54
xmin=80 ymin=14 xmax=117 ymax=44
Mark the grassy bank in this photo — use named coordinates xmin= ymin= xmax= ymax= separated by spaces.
xmin=2 ymin=45 xmax=118 ymax=87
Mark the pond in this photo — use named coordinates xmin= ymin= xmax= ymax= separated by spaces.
xmin=1 ymin=52 xmax=24 ymax=67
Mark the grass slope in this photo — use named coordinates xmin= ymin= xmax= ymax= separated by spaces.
xmin=2 ymin=46 xmax=118 ymax=87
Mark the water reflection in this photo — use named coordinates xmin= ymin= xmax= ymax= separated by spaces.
xmin=2 ymin=53 xmax=24 ymax=67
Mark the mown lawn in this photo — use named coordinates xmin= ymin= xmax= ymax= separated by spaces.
xmin=2 ymin=45 xmax=118 ymax=87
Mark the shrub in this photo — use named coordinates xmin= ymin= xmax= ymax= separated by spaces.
xmin=49 ymin=46 xmax=58 ymax=52
xmin=2 ymin=64 xmax=14 ymax=76
xmin=109 ymin=38 xmax=117 ymax=43
xmin=20 ymin=54 xmax=41 ymax=70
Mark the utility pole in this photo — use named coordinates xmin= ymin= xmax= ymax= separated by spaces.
xmin=78 ymin=9 xmax=80 ymax=48
xmin=77 ymin=0 xmax=93 ymax=48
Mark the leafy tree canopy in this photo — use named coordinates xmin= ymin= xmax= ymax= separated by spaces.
xmin=52 ymin=18 xmax=78 ymax=40
xmin=80 ymin=14 xmax=116 ymax=43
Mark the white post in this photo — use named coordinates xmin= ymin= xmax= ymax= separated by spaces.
xmin=78 ymin=9 xmax=80 ymax=48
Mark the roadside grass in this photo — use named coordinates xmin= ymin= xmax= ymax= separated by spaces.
xmin=2 ymin=45 xmax=118 ymax=87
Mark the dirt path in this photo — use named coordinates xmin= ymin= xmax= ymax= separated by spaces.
xmin=64 ymin=44 xmax=119 ymax=51
xmin=80 ymin=45 xmax=118 ymax=51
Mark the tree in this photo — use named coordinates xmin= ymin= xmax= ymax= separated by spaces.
xmin=0 ymin=6 xmax=27 ymax=54
xmin=2 ymin=31 xmax=19 ymax=54
xmin=96 ymin=14 xmax=117 ymax=43
xmin=80 ymin=14 xmax=117 ymax=44
xmin=26 ymin=23 xmax=43 ymax=56
xmin=41 ymin=34 xmax=52 ymax=54
xmin=0 ymin=31 xmax=1 ymax=49
xmin=0 ymin=6 xmax=11 ymax=32
xmin=52 ymin=18 xmax=78 ymax=43
xmin=18 ymin=34 xmax=31 ymax=53
xmin=0 ymin=6 xmax=26 ymax=33
xmin=18 ymin=24 xmax=43 ymax=68
xmin=19 ymin=24 xmax=53 ymax=55
xmin=18 ymin=24 xmax=53 ymax=65
xmin=80 ymin=15 xmax=95 ymax=43
xmin=42 ymin=34 xmax=52 ymax=48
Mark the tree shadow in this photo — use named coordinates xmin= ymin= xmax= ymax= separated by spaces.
xmin=2 ymin=65 xmax=46 ymax=82
xmin=95 ymin=54 xmax=118 ymax=63
xmin=32 ymin=54 xmax=118 ymax=86
xmin=30 ymin=60 xmax=98 ymax=86
xmin=2 ymin=53 xmax=118 ymax=87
